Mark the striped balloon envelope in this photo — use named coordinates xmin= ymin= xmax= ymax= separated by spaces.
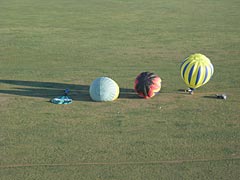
xmin=180 ymin=53 xmax=214 ymax=89
xmin=134 ymin=72 xmax=161 ymax=99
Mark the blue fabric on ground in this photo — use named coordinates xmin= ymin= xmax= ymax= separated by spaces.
xmin=51 ymin=95 xmax=72 ymax=104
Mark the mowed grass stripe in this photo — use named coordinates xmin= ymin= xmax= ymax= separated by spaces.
xmin=1 ymin=156 xmax=240 ymax=169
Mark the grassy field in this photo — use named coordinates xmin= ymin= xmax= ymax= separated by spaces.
xmin=0 ymin=0 xmax=240 ymax=179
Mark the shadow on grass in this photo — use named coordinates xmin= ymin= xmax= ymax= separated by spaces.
xmin=119 ymin=88 xmax=138 ymax=99
xmin=177 ymin=89 xmax=186 ymax=92
xmin=203 ymin=95 xmax=219 ymax=99
xmin=0 ymin=79 xmax=137 ymax=101
xmin=0 ymin=79 xmax=91 ymax=101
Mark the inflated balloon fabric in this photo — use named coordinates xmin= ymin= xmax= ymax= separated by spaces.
xmin=180 ymin=53 xmax=214 ymax=89
xmin=134 ymin=72 xmax=161 ymax=99
xmin=89 ymin=77 xmax=119 ymax=102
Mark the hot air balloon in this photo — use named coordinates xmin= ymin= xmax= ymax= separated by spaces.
xmin=180 ymin=53 xmax=214 ymax=94
xmin=89 ymin=77 xmax=119 ymax=102
xmin=134 ymin=72 xmax=161 ymax=99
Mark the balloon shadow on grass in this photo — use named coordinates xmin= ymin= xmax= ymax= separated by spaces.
xmin=0 ymin=79 xmax=139 ymax=101
xmin=119 ymin=88 xmax=139 ymax=99
xmin=203 ymin=95 xmax=219 ymax=99
xmin=0 ymin=79 xmax=92 ymax=102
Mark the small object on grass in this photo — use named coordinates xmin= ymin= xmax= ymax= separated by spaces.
xmin=216 ymin=94 xmax=227 ymax=100
xmin=185 ymin=88 xmax=194 ymax=95
xmin=51 ymin=89 xmax=73 ymax=104
xmin=64 ymin=88 xmax=70 ymax=96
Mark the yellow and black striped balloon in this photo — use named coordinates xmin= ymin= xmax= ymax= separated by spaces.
xmin=180 ymin=53 xmax=214 ymax=89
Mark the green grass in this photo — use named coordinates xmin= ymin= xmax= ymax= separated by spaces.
xmin=0 ymin=0 xmax=240 ymax=179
